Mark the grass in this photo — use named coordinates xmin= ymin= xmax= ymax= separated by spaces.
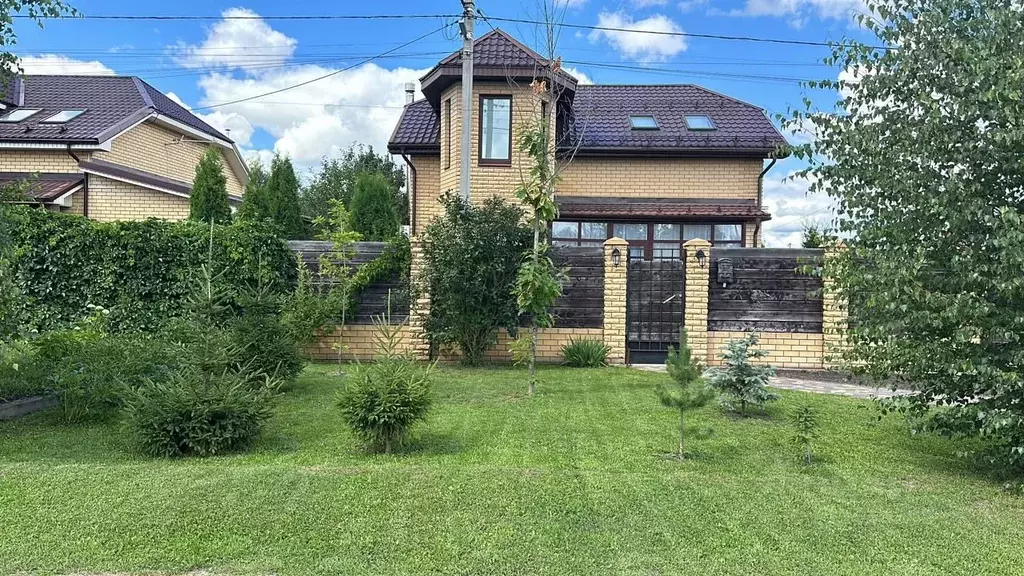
xmin=1 ymin=364 xmax=1022 ymax=575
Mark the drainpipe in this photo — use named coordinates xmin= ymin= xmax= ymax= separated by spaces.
xmin=66 ymin=145 xmax=88 ymax=217
xmin=401 ymin=151 xmax=417 ymax=236
xmin=755 ymin=157 xmax=777 ymax=246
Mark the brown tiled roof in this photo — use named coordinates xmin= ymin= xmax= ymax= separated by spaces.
xmin=0 ymin=75 xmax=230 ymax=144
xmin=556 ymin=196 xmax=771 ymax=220
xmin=79 ymin=159 xmax=243 ymax=203
xmin=436 ymin=28 xmax=550 ymax=69
xmin=388 ymin=99 xmax=440 ymax=151
xmin=0 ymin=172 xmax=83 ymax=201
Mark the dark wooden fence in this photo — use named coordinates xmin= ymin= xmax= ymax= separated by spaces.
xmin=288 ymin=240 xmax=409 ymax=324
xmin=550 ymin=246 xmax=604 ymax=328
xmin=708 ymin=247 xmax=823 ymax=333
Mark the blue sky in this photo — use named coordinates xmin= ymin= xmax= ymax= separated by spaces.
xmin=13 ymin=0 xmax=875 ymax=245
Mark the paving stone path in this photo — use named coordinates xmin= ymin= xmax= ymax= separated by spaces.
xmin=631 ymin=365 xmax=911 ymax=400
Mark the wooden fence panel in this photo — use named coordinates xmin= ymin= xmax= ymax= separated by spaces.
xmin=708 ymin=247 xmax=823 ymax=333
xmin=288 ymin=240 xmax=409 ymax=325
xmin=549 ymin=246 xmax=604 ymax=328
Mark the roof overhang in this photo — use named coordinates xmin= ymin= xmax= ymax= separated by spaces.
xmin=556 ymin=195 xmax=771 ymax=221
xmin=0 ymin=172 xmax=85 ymax=203
xmin=420 ymin=65 xmax=576 ymax=106
xmin=79 ymin=159 xmax=243 ymax=204
xmin=558 ymin=146 xmax=785 ymax=160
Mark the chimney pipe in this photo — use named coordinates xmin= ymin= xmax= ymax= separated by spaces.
xmin=404 ymin=82 xmax=415 ymax=104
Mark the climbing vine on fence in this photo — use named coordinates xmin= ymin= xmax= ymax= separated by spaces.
xmin=7 ymin=207 xmax=296 ymax=334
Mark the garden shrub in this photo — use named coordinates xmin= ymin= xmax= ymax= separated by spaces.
xmin=420 ymin=193 xmax=531 ymax=364
xmin=705 ymin=333 xmax=778 ymax=416
xmin=7 ymin=207 xmax=295 ymax=334
xmin=349 ymin=172 xmax=400 ymax=240
xmin=793 ymin=404 xmax=819 ymax=465
xmin=560 ymin=337 xmax=610 ymax=368
xmin=337 ymin=313 xmax=433 ymax=453
xmin=231 ymin=275 xmax=304 ymax=383
xmin=0 ymin=340 xmax=42 ymax=401
xmin=189 ymin=148 xmax=232 ymax=224
xmin=125 ymin=370 xmax=276 ymax=457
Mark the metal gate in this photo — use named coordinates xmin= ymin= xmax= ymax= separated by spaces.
xmin=626 ymin=258 xmax=686 ymax=364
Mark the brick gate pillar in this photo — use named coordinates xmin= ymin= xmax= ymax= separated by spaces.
xmin=407 ymin=239 xmax=431 ymax=361
xmin=822 ymin=242 xmax=849 ymax=369
xmin=682 ymin=238 xmax=712 ymax=365
xmin=603 ymin=237 xmax=629 ymax=365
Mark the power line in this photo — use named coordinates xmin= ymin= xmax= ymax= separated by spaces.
xmin=564 ymin=59 xmax=814 ymax=85
xmin=192 ymin=23 xmax=450 ymax=111
xmin=14 ymin=13 xmax=459 ymax=21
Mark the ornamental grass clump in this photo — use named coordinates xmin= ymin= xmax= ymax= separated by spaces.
xmin=337 ymin=305 xmax=433 ymax=454
xmin=704 ymin=333 xmax=778 ymax=416
xmin=560 ymin=337 xmax=610 ymax=368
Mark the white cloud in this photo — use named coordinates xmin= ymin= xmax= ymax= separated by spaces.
xmin=588 ymin=12 xmax=687 ymax=62
xmin=729 ymin=0 xmax=869 ymax=26
xmin=563 ymin=66 xmax=593 ymax=85
xmin=17 ymin=55 xmax=115 ymax=75
xmin=678 ymin=0 xmax=710 ymax=12
xmin=633 ymin=0 xmax=669 ymax=6
xmin=166 ymin=91 xmax=255 ymax=147
xmin=172 ymin=7 xmax=297 ymax=72
xmin=760 ymin=167 xmax=837 ymax=247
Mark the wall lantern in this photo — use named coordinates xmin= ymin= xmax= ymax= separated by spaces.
xmin=695 ymin=249 xmax=707 ymax=269
xmin=611 ymin=247 xmax=622 ymax=267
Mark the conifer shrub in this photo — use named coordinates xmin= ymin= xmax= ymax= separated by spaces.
xmin=704 ymin=333 xmax=778 ymax=416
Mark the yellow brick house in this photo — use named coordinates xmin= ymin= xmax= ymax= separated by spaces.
xmin=0 ymin=75 xmax=247 ymax=221
xmin=388 ymin=29 xmax=788 ymax=256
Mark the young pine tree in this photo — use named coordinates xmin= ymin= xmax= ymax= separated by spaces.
xmin=793 ymin=404 xmax=819 ymax=465
xmin=657 ymin=328 xmax=715 ymax=460
xmin=705 ymin=333 xmax=778 ymax=416
xmin=189 ymin=148 xmax=231 ymax=224
xmin=349 ymin=172 xmax=399 ymax=240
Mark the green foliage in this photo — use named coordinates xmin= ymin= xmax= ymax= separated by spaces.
xmin=349 ymin=172 xmax=400 ymax=240
xmin=124 ymin=370 xmax=276 ymax=457
xmin=658 ymin=328 xmax=715 ymax=460
xmin=560 ymin=337 xmax=609 ymax=368
xmin=231 ymin=273 xmax=304 ymax=383
xmin=0 ymin=183 xmax=26 ymax=341
xmin=783 ymin=0 xmax=1024 ymax=471
xmin=189 ymin=148 xmax=232 ymax=225
xmin=0 ymin=1 xmax=78 ymax=81
xmin=6 ymin=207 xmax=295 ymax=334
xmin=301 ymin=145 xmax=407 ymax=225
xmin=793 ymin=404 xmax=819 ymax=465
xmin=800 ymin=221 xmax=836 ymax=249
xmin=314 ymin=199 xmax=362 ymax=366
xmin=242 ymin=154 xmax=307 ymax=239
xmin=237 ymin=159 xmax=270 ymax=223
xmin=281 ymin=256 xmax=333 ymax=352
xmin=337 ymin=311 xmax=432 ymax=454
xmin=704 ymin=333 xmax=778 ymax=416
xmin=515 ymin=244 xmax=566 ymax=330
xmin=420 ymin=193 xmax=531 ymax=365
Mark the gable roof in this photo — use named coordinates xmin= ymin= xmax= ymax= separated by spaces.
xmin=435 ymin=28 xmax=552 ymax=69
xmin=389 ymin=83 xmax=787 ymax=157
xmin=0 ymin=75 xmax=230 ymax=144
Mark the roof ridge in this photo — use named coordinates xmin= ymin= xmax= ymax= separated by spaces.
xmin=132 ymin=77 xmax=155 ymax=108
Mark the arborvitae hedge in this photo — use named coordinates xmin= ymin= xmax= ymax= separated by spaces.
xmin=6 ymin=207 xmax=296 ymax=333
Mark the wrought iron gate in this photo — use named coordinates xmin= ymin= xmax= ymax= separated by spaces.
xmin=626 ymin=257 xmax=686 ymax=364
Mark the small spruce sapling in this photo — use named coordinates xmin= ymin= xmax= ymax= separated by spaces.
xmin=657 ymin=328 xmax=715 ymax=460
xmin=793 ymin=404 xmax=818 ymax=465
xmin=705 ymin=333 xmax=778 ymax=416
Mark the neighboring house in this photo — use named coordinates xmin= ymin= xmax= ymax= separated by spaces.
xmin=388 ymin=29 xmax=787 ymax=257
xmin=0 ymin=75 xmax=246 ymax=221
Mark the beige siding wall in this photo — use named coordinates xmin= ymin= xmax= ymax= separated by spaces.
xmin=88 ymin=175 xmax=190 ymax=222
xmin=558 ymin=157 xmax=762 ymax=201
xmin=95 ymin=121 xmax=245 ymax=197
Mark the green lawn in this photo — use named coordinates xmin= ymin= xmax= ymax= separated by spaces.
xmin=1 ymin=365 xmax=1022 ymax=575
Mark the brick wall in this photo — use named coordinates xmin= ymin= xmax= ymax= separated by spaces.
xmin=95 ymin=121 xmax=245 ymax=197
xmin=558 ymin=158 xmax=762 ymax=201
xmin=707 ymin=331 xmax=824 ymax=370
xmin=88 ymin=174 xmax=190 ymax=222
xmin=0 ymin=149 xmax=85 ymax=172
xmin=410 ymin=155 xmax=441 ymax=234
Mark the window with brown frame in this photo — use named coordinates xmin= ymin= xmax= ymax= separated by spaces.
xmin=551 ymin=220 xmax=746 ymax=260
xmin=444 ymin=98 xmax=452 ymax=170
xmin=479 ymin=95 xmax=512 ymax=165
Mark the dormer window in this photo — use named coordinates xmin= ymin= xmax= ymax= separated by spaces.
xmin=685 ymin=115 xmax=716 ymax=130
xmin=0 ymin=109 xmax=41 ymax=122
xmin=41 ymin=110 xmax=85 ymax=123
xmin=629 ymin=115 xmax=659 ymax=130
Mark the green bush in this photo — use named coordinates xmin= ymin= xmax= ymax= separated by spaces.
xmin=792 ymin=404 xmax=819 ymax=465
xmin=561 ymin=337 xmax=610 ymax=368
xmin=349 ymin=172 xmax=400 ymax=240
xmin=0 ymin=340 xmax=42 ymax=401
xmin=7 ymin=207 xmax=296 ymax=334
xmin=420 ymin=193 xmax=531 ymax=364
xmin=338 ymin=357 xmax=432 ymax=453
xmin=125 ymin=370 xmax=276 ymax=457
xmin=232 ymin=277 xmax=304 ymax=383
xmin=704 ymin=333 xmax=778 ymax=416
xmin=189 ymin=148 xmax=231 ymax=224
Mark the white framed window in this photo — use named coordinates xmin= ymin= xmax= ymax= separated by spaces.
xmin=629 ymin=115 xmax=659 ymax=130
xmin=0 ymin=109 xmax=41 ymax=122
xmin=41 ymin=110 xmax=85 ymax=123
xmin=479 ymin=95 xmax=512 ymax=164
xmin=685 ymin=115 xmax=716 ymax=130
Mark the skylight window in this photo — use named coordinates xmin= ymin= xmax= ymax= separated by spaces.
xmin=685 ymin=115 xmax=716 ymax=130
xmin=0 ymin=109 xmax=41 ymax=123
xmin=629 ymin=115 xmax=659 ymax=130
xmin=41 ymin=110 xmax=85 ymax=123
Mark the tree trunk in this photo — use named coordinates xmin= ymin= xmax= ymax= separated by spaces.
xmin=678 ymin=412 xmax=686 ymax=461
xmin=528 ymin=217 xmax=540 ymax=395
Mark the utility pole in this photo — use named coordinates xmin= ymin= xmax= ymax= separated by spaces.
xmin=458 ymin=0 xmax=474 ymax=203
